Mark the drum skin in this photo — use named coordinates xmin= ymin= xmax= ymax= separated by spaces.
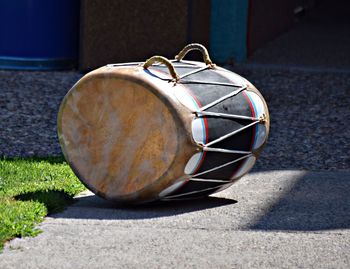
xmin=57 ymin=60 xmax=269 ymax=204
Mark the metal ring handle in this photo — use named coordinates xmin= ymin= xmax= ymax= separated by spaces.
xmin=175 ymin=43 xmax=214 ymax=66
xmin=143 ymin=56 xmax=180 ymax=81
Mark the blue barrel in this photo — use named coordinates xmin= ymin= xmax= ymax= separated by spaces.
xmin=0 ymin=0 xmax=79 ymax=70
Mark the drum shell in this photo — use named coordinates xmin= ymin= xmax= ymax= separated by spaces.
xmin=58 ymin=62 xmax=270 ymax=203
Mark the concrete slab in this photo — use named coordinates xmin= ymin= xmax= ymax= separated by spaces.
xmin=1 ymin=170 xmax=349 ymax=268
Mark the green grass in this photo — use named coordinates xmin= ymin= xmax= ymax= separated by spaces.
xmin=0 ymin=157 xmax=86 ymax=250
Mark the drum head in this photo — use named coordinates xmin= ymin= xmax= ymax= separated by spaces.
xmin=57 ymin=72 xmax=180 ymax=201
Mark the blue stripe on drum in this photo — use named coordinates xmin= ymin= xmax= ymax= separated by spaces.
xmin=172 ymin=85 xmax=207 ymax=175
xmin=187 ymin=96 xmax=206 ymax=174
xmin=192 ymin=152 xmax=204 ymax=175
xmin=246 ymin=91 xmax=259 ymax=149
xmin=245 ymin=91 xmax=266 ymax=150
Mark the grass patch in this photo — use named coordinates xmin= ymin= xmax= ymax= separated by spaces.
xmin=0 ymin=157 xmax=86 ymax=250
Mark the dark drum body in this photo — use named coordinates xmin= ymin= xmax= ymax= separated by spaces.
xmin=147 ymin=62 xmax=269 ymax=200
xmin=57 ymin=44 xmax=269 ymax=204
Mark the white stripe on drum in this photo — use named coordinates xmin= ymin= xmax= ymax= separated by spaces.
xmin=184 ymin=152 xmax=203 ymax=175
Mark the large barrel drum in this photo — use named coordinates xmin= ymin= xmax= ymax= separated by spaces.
xmin=57 ymin=44 xmax=269 ymax=204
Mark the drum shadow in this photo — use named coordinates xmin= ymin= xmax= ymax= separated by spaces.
xmin=52 ymin=194 xmax=237 ymax=220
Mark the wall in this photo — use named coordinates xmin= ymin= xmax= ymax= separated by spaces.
xmin=79 ymin=0 xmax=299 ymax=70
xmin=247 ymin=0 xmax=296 ymax=55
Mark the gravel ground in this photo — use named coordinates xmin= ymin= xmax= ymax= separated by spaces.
xmin=0 ymin=71 xmax=81 ymax=157
xmin=0 ymin=67 xmax=349 ymax=171
xmin=233 ymin=66 xmax=350 ymax=171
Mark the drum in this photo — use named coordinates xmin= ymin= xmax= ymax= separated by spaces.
xmin=57 ymin=44 xmax=269 ymax=204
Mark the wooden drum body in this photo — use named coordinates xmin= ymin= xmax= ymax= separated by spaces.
xmin=57 ymin=44 xmax=269 ymax=204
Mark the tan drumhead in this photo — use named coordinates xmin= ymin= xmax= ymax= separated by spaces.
xmin=58 ymin=70 xmax=183 ymax=202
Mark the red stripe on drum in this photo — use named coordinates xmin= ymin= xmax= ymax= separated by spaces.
xmin=184 ymin=87 xmax=209 ymax=144
xmin=242 ymin=91 xmax=256 ymax=151
xmin=176 ymin=84 xmax=209 ymax=175
xmin=228 ymin=90 xmax=256 ymax=179
xmin=211 ymin=69 xmax=257 ymax=180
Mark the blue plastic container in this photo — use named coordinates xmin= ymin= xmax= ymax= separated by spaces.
xmin=0 ymin=0 xmax=79 ymax=70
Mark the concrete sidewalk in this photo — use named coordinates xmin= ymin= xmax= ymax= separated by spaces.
xmin=1 ymin=170 xmax=349 ymax=268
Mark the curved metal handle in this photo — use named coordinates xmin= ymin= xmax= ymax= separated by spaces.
xmin=143 ymin=56 xmax=179 ymax=81
xmin=175 ymin=43 xmax=214 ymax=66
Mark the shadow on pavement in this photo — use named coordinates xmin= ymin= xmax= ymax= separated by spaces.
xmin=50 ymin=170 xmax=350 ymax=231
xmin=51 ymin=194 xmax=237 ymax=220
xmin=250 ymin=171 xmax=350 ymax=231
